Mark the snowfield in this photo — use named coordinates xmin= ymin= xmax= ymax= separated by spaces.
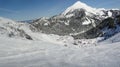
xmin=0 ymin=35 xmax=120 ymax=67
xmin=0 ymin=1 xmax=120 ymax=67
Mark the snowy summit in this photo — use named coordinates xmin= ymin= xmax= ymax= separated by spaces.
xmin=62 ymin=1 xmax=96 ymax=15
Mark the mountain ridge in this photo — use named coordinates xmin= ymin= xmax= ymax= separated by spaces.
xmin=62 ymin=1 xmax=97 ymax=15
xmin=0 ymin=1 xmax=120 ymax=41
xmin=30 ymin=1 xmax=120 ymax=39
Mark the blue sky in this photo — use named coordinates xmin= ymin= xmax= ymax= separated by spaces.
xmin=0 ymin=0 xmax=120 ymax=21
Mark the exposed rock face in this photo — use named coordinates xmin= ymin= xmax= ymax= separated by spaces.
xmin=116 ymin=15 xmax=120 ymax=25
xmin=30 ymin=1 xmax=120 ymax=39
xmin=31 ymin=9 xmax=101 ymax=36
xmin=0 ymin=1 xmax=120 ymax=40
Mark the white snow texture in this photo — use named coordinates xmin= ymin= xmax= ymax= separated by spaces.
xmin=0 ymin=1 xmax=120 ymax=67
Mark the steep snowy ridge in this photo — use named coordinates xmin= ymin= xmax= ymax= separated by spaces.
xmin=0 ymin=2 xmax=119 ymax=41
xmin=62 ymin=1 xmax=95 ymax=15
xmin=0 ymin=2 xmax=120 ymax=48
xmin=61 ymin=1 xmax=120 ymax=19
xmin=62 ymin=1 xmax=104 ymax=16
xmin=30 ymin=1 xmax=120 ymax=40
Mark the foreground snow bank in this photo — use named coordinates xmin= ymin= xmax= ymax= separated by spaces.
xmin=0 ymin=36 xmax=120 ymax=67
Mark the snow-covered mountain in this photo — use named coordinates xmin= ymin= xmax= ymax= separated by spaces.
xmin=0 ymin=1 xmax=120 ymax=42
xmin=0 ymin=16 xmax=120 ymax=66
xmin=0 ymin=17 xmax=33 ymax=40
xmin=31 ymin=1 xmax=120 ymax=40
xmin=0 ymin=1 xmax=120 ymax=67
xmin=62 ymin=1 xmax=104 ymax=16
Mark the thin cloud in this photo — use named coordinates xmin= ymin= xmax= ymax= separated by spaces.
xmin=0 ymin=8 xmax=18 ymax=13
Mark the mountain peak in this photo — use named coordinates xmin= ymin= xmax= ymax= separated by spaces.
xmin=72 ymin=1 xmax=88 ymax=8
xmin=62 ymin=1 xmax=95 ymax=15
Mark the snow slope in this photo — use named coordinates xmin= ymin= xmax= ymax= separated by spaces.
xmin=0 ymin=36 xmax=120 ymax=67
xmin=0 ymin=17 xmax=33 ymax=39
xmin=62 ymin=1 xmax=104 ymax=16
xmin=100 ymin=32 xmax=120 ymax=44
xmin=62 ymin=1 xmax=95 ymax=15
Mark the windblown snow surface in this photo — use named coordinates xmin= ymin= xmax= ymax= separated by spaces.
xmin=0 ymin=32 xmax=120 ymax=67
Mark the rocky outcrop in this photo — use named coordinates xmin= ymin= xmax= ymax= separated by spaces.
xmin=30 ymin=1 xmax=120 ymax=39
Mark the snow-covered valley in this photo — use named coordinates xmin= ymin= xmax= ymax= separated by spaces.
xmin=0 ymin=35 xmax=120 ymax=67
